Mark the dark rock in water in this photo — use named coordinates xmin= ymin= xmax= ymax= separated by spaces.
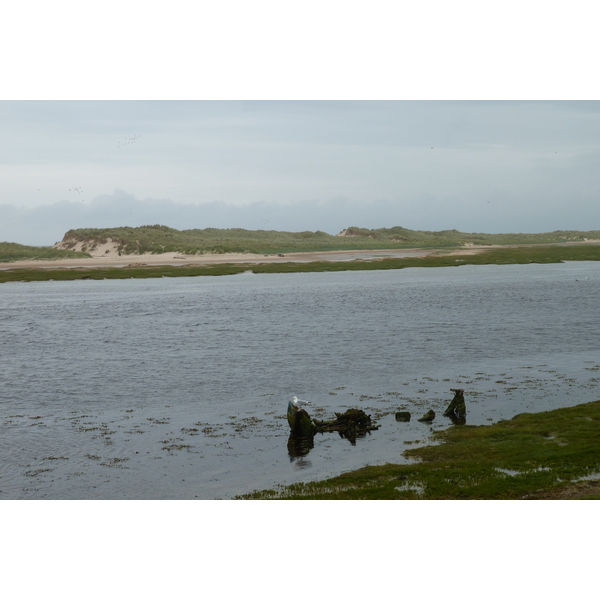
xmin=418 ymin=409 xmax=435 ymax=422
xmin=395 ymin=411 xmax=411 ymax=422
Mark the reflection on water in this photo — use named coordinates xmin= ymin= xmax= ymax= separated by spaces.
xmin=446 ymin=414 xmax=467 ymax=426
xmin=285 ymin=426 xmax=376 ymax=467
xmin=287 ymin=434 xmax=314 ymax=459
xmin=288 ymin=435 xmax=314 ymax=469
xmin=338 ymin=426 xmax=373 ymax=446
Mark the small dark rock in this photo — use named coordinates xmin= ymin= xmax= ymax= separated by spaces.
xmin=395 ymin=411 xmax=411 ymax=422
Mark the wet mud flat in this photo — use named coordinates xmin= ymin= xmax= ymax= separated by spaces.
xmin=2 ymin=360 xmax=598 ymax=500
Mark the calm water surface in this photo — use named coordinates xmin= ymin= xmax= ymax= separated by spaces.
xmin=1 ymin=262 xmax=599 ymax=499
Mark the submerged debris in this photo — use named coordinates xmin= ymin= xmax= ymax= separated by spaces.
xmin=313 ymin=408 xmax=380 ymax=445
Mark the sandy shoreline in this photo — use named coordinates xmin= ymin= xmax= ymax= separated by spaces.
xmin=1 ymin=247 xmax=442 ymax=269
xmin=3 ymin=241 xmax=600 ymax=270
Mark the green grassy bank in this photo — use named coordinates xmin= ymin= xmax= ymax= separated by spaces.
xmin=235 ymin=400 xmax=600 ymax=500
xmin=2 ymin=243 xmax=600 ymax=284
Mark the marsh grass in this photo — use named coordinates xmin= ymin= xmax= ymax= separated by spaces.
xmin=236 ymin=400 xmax=600 ymax=500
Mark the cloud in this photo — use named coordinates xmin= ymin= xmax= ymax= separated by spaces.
xmin=2 ymin=184 xmax=600 ymax=247
xmin=0 ymin=190 xmax=341 ymax=245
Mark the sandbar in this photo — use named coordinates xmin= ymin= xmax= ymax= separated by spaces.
xmin=3 ymin=240 xmax=600 ymax=270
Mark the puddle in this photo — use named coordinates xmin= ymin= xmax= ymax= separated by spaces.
xmin=495 ymin=467 xmax=552 ymax=477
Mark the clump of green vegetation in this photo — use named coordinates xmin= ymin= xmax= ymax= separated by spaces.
xmin=0 ymin=241 xmax=91 ymax=263
xmin=235 ymin=400 xmax=600 ymax=500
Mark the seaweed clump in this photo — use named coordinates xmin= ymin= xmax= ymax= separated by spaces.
xmin=314 ymin=408 xmax=380 ymax=445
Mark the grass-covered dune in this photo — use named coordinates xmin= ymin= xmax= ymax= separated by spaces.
xmin=341 ymin=225 xmax=600 ymax=246
xmin=53 ymin=224 xmax=600 ymax=256
xmin=0 ymin=241 xmax=91 ymax=263
xmin=236 ymin=400 xmax=600 ymax=500
xmin=57 ymin=224 xmax=347 ymax=255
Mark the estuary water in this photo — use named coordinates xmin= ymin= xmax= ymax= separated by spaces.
xmin=1 ymin=261 xmax=599 ymax=499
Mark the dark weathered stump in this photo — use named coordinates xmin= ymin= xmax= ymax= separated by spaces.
xmin=443 ymin=388 xmax=466 ymax=419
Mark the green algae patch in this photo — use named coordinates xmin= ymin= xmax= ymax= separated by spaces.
xmin=236 ymin=400 xmax=600 ymax=500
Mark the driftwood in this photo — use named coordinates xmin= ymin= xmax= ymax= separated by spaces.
xmin=314 ymin=408 xmax=380 ymax=445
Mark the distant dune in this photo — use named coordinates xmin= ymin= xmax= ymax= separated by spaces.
xmin=2 ymin=225 xmax=600 ymax=264
xmin=52 ymin=224 xmax=600 ymax=257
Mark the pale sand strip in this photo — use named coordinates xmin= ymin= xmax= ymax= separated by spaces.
xmin=1 ymin=248 xmax=437 ymax=269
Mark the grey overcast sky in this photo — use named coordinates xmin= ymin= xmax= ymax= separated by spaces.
xmin=2 ymin=100 xmax=600 ymax=245
xmin=2 ymin=2 xmax=600 ymax=246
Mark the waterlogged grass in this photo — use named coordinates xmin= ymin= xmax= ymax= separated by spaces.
xmin=0 ymin=263 xmax=250 ymax=283
xmin=2 ymin=243 xmax=600 ymax=284
xmin=235 ymin=400 xmax=600 ymax=500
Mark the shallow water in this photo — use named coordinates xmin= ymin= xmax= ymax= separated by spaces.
xmin=1 ymin=261 xmax=599 ymax=499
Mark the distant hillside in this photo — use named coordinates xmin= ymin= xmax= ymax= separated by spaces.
xmin=0 ymin=242 xmax=91 ymax=263
xmin=52 ymin=224 xmax=600 ymax=256
xmin=340 ymin=226 xmax=600 ymax=246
